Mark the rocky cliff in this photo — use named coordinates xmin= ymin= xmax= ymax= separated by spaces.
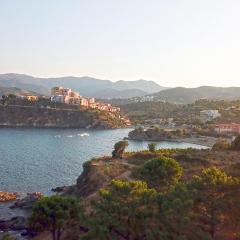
xmin=0 ymin=105 xmax=125 ymax=129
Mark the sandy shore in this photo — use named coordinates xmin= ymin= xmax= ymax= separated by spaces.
xmin=177 ymin=136 xmax=218 ymax=147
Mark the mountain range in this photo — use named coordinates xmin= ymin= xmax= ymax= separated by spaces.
xmin=0 ymin=73 xmax=166 ymax=98
xmin=1 ymin=74 xmax=240 ymax=103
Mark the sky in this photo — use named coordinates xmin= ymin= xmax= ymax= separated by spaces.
xmin=0 ymin=0 xmax=240 ymax=87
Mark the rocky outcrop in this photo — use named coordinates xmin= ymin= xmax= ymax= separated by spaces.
xmin=128 ymin=127 xmax=172 ymax=141
xmin=0 ymin=216 xmax=27 ymax=231
xmin=0 ymin=191 xmax=19 ymax=202
xmin=0 ymin=105 xmax=125 ymax=129
xmin=10 ymin=192 xmax=43 ymax=210
xmin=128 ymin=127 xmax=189 ymax=141
xmin=65 ymin=160 xmax=109 ymax=198
xmin=0 ymin=192 xmax=43 ymax=239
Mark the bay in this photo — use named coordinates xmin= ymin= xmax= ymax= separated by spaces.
xmin=0 ymin=128 xmax=206 ymax=194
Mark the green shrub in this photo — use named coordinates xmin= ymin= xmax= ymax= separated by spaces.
xmin=112 ymin=140 xmax=129 ymax=158
xmin=138 ymin=157 xmax=183 ymax=190
xmin=212 ymin=138 xmax=230 ymax=150
xmin=29 ymin=195 xmax=84 ymax=240
xmin=148 ymin=142 xmax=157 ymax=152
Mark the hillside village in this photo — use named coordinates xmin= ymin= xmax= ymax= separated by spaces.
xmin=0 ymin=85 xmax=122 ymax=113
xmin=50 ymin=86 xmax=121 ymax=112
xmin=2 ymin=88 xmax=240 ymax=134
xmin=0 ymin=86 xmax=132 ymax=128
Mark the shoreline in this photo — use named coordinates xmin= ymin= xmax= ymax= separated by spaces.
xmin=174 ymin=136 xmax=217 ymax=147
xmin=127 ymin=136 xmax=217 ymax=148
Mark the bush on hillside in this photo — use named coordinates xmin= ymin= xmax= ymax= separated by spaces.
xmin=137 ymin=157 xmax=183 ymax=190
xmin=112 ymin=140 xmax=129 ymax=158
xmin=148 ymin=142 xmax=157 ymax=152
xmin=212 ymin=138 xmax=230 ymax=150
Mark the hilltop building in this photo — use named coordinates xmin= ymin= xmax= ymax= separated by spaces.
xmin=26 ymin=95 xmax=39 ymax=101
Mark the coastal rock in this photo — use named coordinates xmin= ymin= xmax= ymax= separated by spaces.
xmin=0 ymin=192 xmax=43 ymax=239
xmin=128 ymin=127 xmax=168 ymax=141
xmin=65 ymin=160 xmax=109 ymax=198
xmin=10 ymin=192 xmax=43 ymax=210
xmin=0 ymin=216 xmax=27 ymax=231
xmin=52 ymin=186 xmax=68 ymax=193
xmin=0 ymin=191 xmax=19 ymax=202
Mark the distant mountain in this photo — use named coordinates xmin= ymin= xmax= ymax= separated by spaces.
xmin=113 ymin=79 xmax=167 ymax=93
xmin=0 ymin=73 xmax=166 ymax=98
xmin=94 ymin=88 xmax=148 ymax=99
xmin=0 ymin=86 xmax=38 ymax=96
xmin=150 ymin=86 xmax=240 ymax=104
xmin=0 ymin=74 xmax=50 ymax=95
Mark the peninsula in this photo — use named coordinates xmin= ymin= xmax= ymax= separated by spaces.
xmin=0 ymin=86 xmax=130 ymax=129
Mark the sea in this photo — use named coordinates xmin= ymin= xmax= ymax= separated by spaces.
xmin=0 ymin=128 xmax=207 ymax=194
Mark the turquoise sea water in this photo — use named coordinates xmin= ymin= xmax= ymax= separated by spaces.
xmin=0 ymin=128 xmax=207 ymax=194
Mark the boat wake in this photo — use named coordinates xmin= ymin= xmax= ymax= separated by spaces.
xmin=78 ymin=133 xmax=90 ymax=137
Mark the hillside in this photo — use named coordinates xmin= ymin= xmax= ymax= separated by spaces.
xmin=60 ymin=147 xmax=240 ymax=240
xmin=0 ymin=86 xmax=39 ymax=96
xmin=120 ymin=101 xmax=179 ymax=122
xmin=0 ymin=73 xmax=165 ymax=98
xmin=150 ymin=86 xmax=240 ymax=103
xmin=119 ymin=99 xmax=240 ymax=124
xmin=0 ymin=105 xmax=125 ymax=129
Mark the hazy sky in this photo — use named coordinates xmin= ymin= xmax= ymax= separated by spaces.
xmin=1 ymin=0 xmax=240 ymax=87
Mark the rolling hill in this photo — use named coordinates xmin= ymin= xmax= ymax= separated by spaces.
xmin=150 ymin=86 xmax=240 ymax=103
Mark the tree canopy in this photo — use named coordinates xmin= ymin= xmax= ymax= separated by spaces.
xmin=87 ymin=179 xmax=157 ymax=240
xmin=148 ymin=142 xmax=157 ymax=152
xmin=112 ymin=140 xmax=129 ymax=158
xmin=138 ymin=157 xmax=183 ymax=190
xmin=29 ymin=195 xmax=84 ymax=240
xmin=212 ymin=138 xmax=230 ymax=150
xmin=187 ymin=167 xmax=240 ymax=239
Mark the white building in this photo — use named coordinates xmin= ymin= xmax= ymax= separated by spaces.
xmin=200 ymin=110 xmax=221 ymax=122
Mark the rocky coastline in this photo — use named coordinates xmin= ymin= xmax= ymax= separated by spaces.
xmin=0 ymin=192 xmax=43 ymax=239
xmin=0 ymin=105 xmax=126 ymax=129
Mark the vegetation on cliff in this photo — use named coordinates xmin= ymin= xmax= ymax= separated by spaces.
xmin=28 ymin=141 xmax=240 ymax=240
xmin=128 ymin=127 xmax=190 ymax=141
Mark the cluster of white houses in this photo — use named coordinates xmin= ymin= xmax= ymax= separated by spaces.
xmin=50 ymin=87 xmax=120 ymax=112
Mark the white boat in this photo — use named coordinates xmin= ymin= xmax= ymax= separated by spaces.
xmin=78 ymin=133 xmax=90 ymax=137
